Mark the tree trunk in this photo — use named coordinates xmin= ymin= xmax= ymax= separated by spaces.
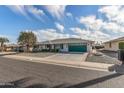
xmin=0 ymin=43 xmax=1 ymax=52
xmin=1 ymin=42 xmax=4 ymax=52
xmin=26 ymin=44 xmax=30 ymax=52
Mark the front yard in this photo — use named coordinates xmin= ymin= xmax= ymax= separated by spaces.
xmin=100 ymin=50 xmax=118 ymax=58
xmin=86 ymin=52 xmax=120 ymax=64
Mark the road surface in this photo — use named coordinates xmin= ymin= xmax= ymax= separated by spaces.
xmin=0 ymin=57 xmax=123 ymax=88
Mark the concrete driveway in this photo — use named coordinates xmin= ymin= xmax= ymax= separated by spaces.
xmin=0 ymin=52 xmax=87 ymax=63
xmin=45 ymin=53 xmax=87 ymax=62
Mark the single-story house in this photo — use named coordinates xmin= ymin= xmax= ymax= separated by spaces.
xmin=36 ymin=38 xmax=94 ymax=53
xmin=0 ymin=44 xmax=18 ymax=52
xmin=4 ymin=44 xmax=16 ymax=51
xmin=104 ymin=37 xmax=124 ymax=51
xmin=4 ymin=44 xmax=22 ymax=52
xmin=5 ymin=44 xmax=33 ymax=52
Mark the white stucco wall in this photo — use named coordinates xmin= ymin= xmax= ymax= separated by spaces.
xmin=60 ymin=44 xmax=68 ymax=52
xmin=41 ymin=45 xmax=46 ymax=49
xmin=55 ymin=44 xmax=60 ymax=49
xmin=51 ymin=45 xmax=54 ymax=49
xmin=87 ymin=43 xmax=92 ymax=52
xmin=38 ymin=42 xmax=93 ymax=52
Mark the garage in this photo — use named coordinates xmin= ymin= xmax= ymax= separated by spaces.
xmin=68 ymin=45 xmax=87 ymax=52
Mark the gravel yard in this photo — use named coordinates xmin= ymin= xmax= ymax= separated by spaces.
xmin=86 ymin=53 xmax=120 ymax=64
xmin=16 ymin=52 xmax=56 ymax=58
xmin=100 ymin=50 xmax=118 ymax=58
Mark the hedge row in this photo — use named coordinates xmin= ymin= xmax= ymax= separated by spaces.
xmin=32 ymin=49 xmax=59 ymax=52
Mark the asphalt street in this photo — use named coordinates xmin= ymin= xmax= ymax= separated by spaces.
xmin=0 ymin=57 xmax=123 ymax=88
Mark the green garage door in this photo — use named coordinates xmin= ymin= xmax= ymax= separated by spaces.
xmin=69 ymin=45 xmax=87 ymax=52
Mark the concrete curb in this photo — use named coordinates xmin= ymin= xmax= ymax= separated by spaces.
xmin=81 ymin=53 xmax=88 ymax=61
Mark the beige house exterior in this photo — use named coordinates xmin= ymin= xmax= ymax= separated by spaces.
xmin=104 ymin=37 xmax=124 ymax=51
xmin=4 ymin=38 xmax=94 ymax=53
xmin=36 ymin=38 xmax=94 ymax=53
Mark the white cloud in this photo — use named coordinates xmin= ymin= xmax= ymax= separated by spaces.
xmin=6 ymin=5 xmax=29 ymax=18
xmin=7 ymin=5 xmax=124 ymax=42
xmin=33 ymin=28 xmax=83 ymax=42
xmin=6 ymin=5 xmax=45 ymax=21
xmin=79 ymin=15 xmax=96 ymax=25
xmin=78 ymin=12 xmax=124 ymax=41
xmin=99 ymin=6 xmax=124 ymax=25
xmin=26 ymin=6 xmax=45 ymax=21
xmin=99 ymin=6 xmax=121 ymax=20
xmin=70 ymin=27 xmax=110 ymax=42
xmin=79 ymin=15 xmax=103 ymax=30
xmin=66 ymin=12 xmax=73 ymax=17
xmin=102 ymin=22 xmax=120 ymax=33
xmin=55 ymin=22 xmax=64 ymax=33
xmin=70 ymin=27 xmax=90 ymax=35
xmin=33 ymin=29 xmax=71 ymax=42
xmin=44 ymin=5 xmax=66 ymax=20
xmin=98 ymin=6 xmax=124 ymax=35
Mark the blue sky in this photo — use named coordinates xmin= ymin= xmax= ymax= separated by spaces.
xmin=0 ymin=5 xmax=124 ymax=43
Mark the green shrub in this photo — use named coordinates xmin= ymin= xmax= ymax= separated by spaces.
xmin=54 ymin=49 xmax=59 ymax=52
xmin=41 ymin=49 xmax=50 ymax=52
xmin=50 ymin=49 xmax=59 ymax=52
xmin=32 ymin=48 xmax=59 ymax=52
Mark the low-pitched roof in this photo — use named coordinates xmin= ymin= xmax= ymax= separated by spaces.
xmin=37 ymin=38 xmax=94 ymax=45
xmin=104 ymin=36 xmax=124 ymax=44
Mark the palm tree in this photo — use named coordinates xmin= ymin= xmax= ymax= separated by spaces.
xmin=18 ymin=31 xmax=37 ymax=52
xmin=0 ymin=37 xmax=9 ymax=51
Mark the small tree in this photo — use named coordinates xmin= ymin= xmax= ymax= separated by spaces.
xmin=0 ymin=37 xmax=9 ymax=51
xmin=18 ymin=31 xmax=37 ymax=52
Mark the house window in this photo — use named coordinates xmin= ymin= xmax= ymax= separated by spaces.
xmin=46 ymin=44 xmax=49 ymax=48
xmin=60 ymin=44 xmax=63 ymax=49
xmin=109 ymin=42 xmax=112 ymax=48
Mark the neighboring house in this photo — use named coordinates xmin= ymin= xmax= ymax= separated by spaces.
xmin=104 ymin=37 xmax=124 ymax=51
xmin=36 ymin=38 xmax=94 ymax=53
xmin=5 ymin=44 xmax=28 ymax=52
xmin=5 ymin=44 xmax=20 ymax=52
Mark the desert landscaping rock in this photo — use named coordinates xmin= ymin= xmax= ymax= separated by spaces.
xmin=86 ymin=53 xmax=120 ymax=64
